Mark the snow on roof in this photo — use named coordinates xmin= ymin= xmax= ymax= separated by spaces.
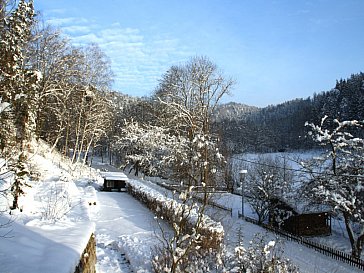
xmin=278 ymin=195 xmax=332 ymax=215
xmin=100 ymin=171 xmax=129 ymax=181
xmin=291 ymin=200 xmax=332 ymax=215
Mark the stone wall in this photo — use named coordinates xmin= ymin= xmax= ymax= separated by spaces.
xmin=74 ymin=234 xmax=96 ymax=273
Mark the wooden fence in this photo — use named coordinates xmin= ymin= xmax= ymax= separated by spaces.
xmin=243 ymin=215 xmax=364 ymax=271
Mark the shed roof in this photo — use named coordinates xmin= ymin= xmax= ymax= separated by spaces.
xmin=275 ymin=195 xmax=332 ymax=215
xmin=100 ymin=171 xmax=128 ymax=181
xmin=291 ymin=200 xmax=331 ymax=214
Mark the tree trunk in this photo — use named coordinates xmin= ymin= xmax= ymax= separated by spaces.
xmin=344 ymin=212 xmax=362 ymax=258
xmin=83 ymin=136 xmax=94 ymax=165
xmin=355 ymin=235 xmax=364 ymax=259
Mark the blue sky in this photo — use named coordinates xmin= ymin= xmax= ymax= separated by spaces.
xmin=35 ymin=0 xmax=364 ymax=107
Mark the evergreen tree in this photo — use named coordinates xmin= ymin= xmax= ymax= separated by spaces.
xmin=10 ymin=152 xmax=30 ymax=210
xmin=0 ymin=0 xmax=40 ymax=151
xmin=0 ymin=0 xmax=38 ymax=210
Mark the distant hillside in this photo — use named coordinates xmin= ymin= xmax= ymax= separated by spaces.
xmin=214 ymin=102 xmax=259 ymax=121
xmin=214 ymin=72 xmax=364 ymax=153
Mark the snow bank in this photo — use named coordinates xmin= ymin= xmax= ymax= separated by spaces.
xmin=119 ymin=234 xmax=156 ymax=273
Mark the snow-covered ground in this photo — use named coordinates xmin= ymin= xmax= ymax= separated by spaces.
xmin=0 ymin=148 xmax=96 ymax=273
xmin=0 ymin=146 xmax=362 ymax=273
xmin=90 ymin=192 xmax=165 ymax=272
xmin=126 ymin=174 xmax=362 ymax=273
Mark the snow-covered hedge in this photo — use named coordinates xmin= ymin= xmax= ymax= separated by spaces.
xmin=128 ymin=179 xmax=224 ymax=250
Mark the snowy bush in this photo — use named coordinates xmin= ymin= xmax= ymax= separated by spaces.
xmin=146 ymin=181 xmax=225 ymax=273
xmin=228 ymin=232 xmax=300 ymax=273
xmin=128 ymin=180 xmax=224 ymax=250
xmin=41 ymin=181 xmax=75 ymax=222
xmin=152 ymin=244 xmax=225 ymax=273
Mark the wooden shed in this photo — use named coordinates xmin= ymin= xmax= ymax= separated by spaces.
xmin=271 ymin=198 xmax=332 ymax=237
xmin=283 ymin=211 xmax=331 ymax=236
xmin=100 ymin=172 xmax=129 ymax=192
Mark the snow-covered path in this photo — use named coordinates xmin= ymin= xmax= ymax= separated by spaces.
xmin=90 ymin=191 xmax=162 ymax=272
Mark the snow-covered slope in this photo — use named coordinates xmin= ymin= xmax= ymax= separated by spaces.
xmin=0 ymin=142 xmax=97 ymax=273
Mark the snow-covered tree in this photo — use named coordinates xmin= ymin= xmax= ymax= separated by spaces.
xmin=0 ymin=0 xmax=40 ymax=151
xmin=245 ymin=155 xmax=294 ymax=224
xmin=10 ymin=152 xmax=30 ymax=210
xmin=304 ymin=116 xmax=364 ymax=258
xmin=114 ymin=119 xmax=225 ymax=188
xmin=114 ymin=120 xmax=188 ymax=176
xmin=0 ymin=0 xmax=39 ymax=210
xmin=154 ymin=56 xmax=234 ymax=187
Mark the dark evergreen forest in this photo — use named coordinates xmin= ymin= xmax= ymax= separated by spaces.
xmin=214 ymin=72 xmax=364 ymax=153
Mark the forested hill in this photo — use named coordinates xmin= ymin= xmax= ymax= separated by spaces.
xmin=213 ymin=102 xmax=259 ymax=121
xmin=214 ymin=72 xmax=364 ymax=153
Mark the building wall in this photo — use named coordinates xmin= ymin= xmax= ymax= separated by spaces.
xmin=284 ymin=213 xmax=330 ymax=236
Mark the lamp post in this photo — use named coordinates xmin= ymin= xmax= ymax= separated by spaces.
xmin=239 ymin=169 xmax=247 ymax=219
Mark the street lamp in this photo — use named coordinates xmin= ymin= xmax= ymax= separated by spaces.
xmin=239 ymin=169 xmax=248 ymax=219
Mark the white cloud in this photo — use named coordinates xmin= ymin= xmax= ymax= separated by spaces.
xmin=62 ymin=25 xmax=92 ymax=34
xmin=48 ymin=16 xmax=85 ymax=25
xmin=71 ymin=33 xmax=102 ymax=45
xmin=47 ymin=9 xmax=67 ymax=15
xmin=48 ymin=16 xmax=192 ymax=96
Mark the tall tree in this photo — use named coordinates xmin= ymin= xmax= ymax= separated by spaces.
xmin=154 ymin=56 xmax=234 ymax=186
xmin=0 ymin=0 xmax=39 ymax=210
xmin=0 ymin=0 xmax=40 ymax=151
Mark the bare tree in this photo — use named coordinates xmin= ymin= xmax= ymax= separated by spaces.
xmin=26 ymin=24 xmax=114 ymax=161
xmin=245 ymin=155 xmax=294 ymax=224
xmin=0 ymin=0 xmax=16 ymax=23
xmin=71 ymin=87 xmax=112 ymax=164
xmin=68 ymin=44 xmax=113 ymax=164
xmin=154 ymin=56 xmax=234 ymax=187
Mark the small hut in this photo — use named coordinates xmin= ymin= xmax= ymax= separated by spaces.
xmin=271 ymin=198 xmax=332 ymax=237
xmin=100 ymin=172 xmax=129 ymax=192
